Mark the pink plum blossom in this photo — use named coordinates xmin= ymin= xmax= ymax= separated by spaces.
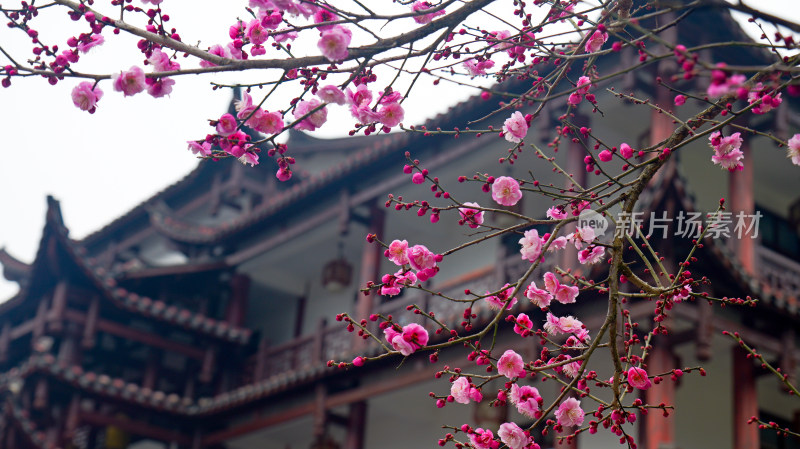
xmin=498 ymin=422 xmax=528 ymax=449
xmin=458 ymin=202 xmax=484 ymax=228
xmin=562 ymin=360 xmax=582 ymax=378
xmin=674 ymin=95 xmax=686 ymax=106
xmin=451 ymin=377 xmax=471 ymax=404
xmin=464 ymin=58 xmax=495 ymax=76
xmin=510 ymin=384 xmax=542 ymax=418
xmin=239 ymin=152 xmax=259 ymax=167
xmin=346 ymin=84 xmax=373 ymax=107
xmin=199 ymin=44 xmax=230 ymax=68
xmin=519 ymin=229 xmax=543 ymax=262
xmin=543 ymin=272 xmax=559 ymax=293
xmin=71 ymin=82 xmax=103 ymax=113
xmin=112 ymin=66 xmax=146 ymax=97
xmin=569 ymin=226 xmax=596 ymax=249
xmin=469 ymin=428 xmax=497 ymax=449
xmin=148 ymin=47 xmax=180 ymax=71
xmin=317 ymin=85 xmax=347 ymax=105
xmin=525 ymin=282 xmax=553 ymax=309
xmin=381 ymin=270 xmax=417 ymax=296
xmin=513 ymin=313 xmax=533 ymax=336
xmin=411 ymin=1 xmax=446 ymax=24
xmin=451 ymin=377 xmax=482 ymax=404
xmin=293 ymin=99 xmax=328 ymax=131
xmin=497 ymin=349 xmax=525 ymax=379
xmin=576 ymin=76 xmax=592 ymax=94
xmin=555 ymin=397 xmax=585 ymax=427
xmin=249 ymin=110 xmax=284 ymax=134
xmin=146 ymin=77 xmax=175 ymax=98
xmin=318 ymin=25 xmax=352 ymax=61
xmin=407 ymin=244 xmax=436 ymax=271
xmin=708 ymin=131 xmax=744 ymax=172
xmin=491 ymin=176 xmax=523 ymax=206
xmin=247 ymin=19 xmax=269 ymax=45
xmin=787 ymin=134 xmax=800 ymax=166
xmin=77 ymin=34 xmax=104 ymax=53
xmin=547 ymin=236 xmax=568 ymax=252
xmin=547 ymin=206 xmax=567 ymax=220
xmin=585 ymin=30 xmax=608 ymax=53
xmin=620 ymin=143 xmax=634 ymax=159
xmin=568 ymin=92 xmax=582 ymax=106
xmin=543 ymin=271 xmax=580 ymax=304
xmin=485 ymin=284 xmax=517 ymax=310
xmin=578 ymin=246 xmax=605 ymax=265
xmin=187 ymin=141 xmax=212 ymax=156
xmin=378 ymin=102 xmax=404 ymax=127
xmin=216 ymin=113 xmax=238 ymax=136
xmin=384 ymin=323 xmax=428 ymax=356
xmin=627 ymin=366 xmax=652 ymax=390
xmin=502 ymin=111 xmax=528 ymax=143
xmin=387 ymin=240 xmax=410 ymax=266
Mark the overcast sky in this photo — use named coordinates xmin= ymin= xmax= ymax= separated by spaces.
xmin=0 ymin=1 xmax=791 ymax=301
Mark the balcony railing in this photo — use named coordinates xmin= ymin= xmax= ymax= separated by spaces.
xmin=241 ymin=245 xmax=800 ymax=386
xmin=756 ymin=245 xmax=800 ymax=300
xmin=242 ymin=254 xmax=556 ymax=384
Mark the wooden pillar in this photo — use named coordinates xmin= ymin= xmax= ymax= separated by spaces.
xmin=345 ymin=401 xmax=367 ymax=449
xmin=32 ymin=297 xmax=48 ymax=343
xmin=312 ymin=383 xmax=327 ymax=440
xmin=143 ymin=350 xmax=160 ymax=391
xmin=355 ymin=203 xmax=384 ymax=348
xmin=782 ymin=330 xmax=797 ymax=388
xmin=728 ymin=139 xmax=755 ymax=274
xmin=695 ymin=299 xmax=714 ymax=361
xmin=200 ymin=346 xmax=217 ymax=384
xmin=0 ymin=322 xmax=10 ymax=363
xmin=733 ymin=345 xmax=759 ymax=449
xmin=48 ymin=281 xmax=68 ymax=333
xmin=643 ymin=337 xmax=675 ymax=449
xmin=226 ymin=274 xmax=250 ymax=328
xmin=65 ymin=394 xmax=81 ymax=437
xmin=82 ymin=296 xmax=100 ymax=349
xmin=254 ymin=336 xmax=269 ymax=382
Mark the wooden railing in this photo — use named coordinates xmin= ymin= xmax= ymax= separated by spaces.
xmin=241 ymin=254 xmax=556 ymax=385
xmin=756 ymin=246 xmax=800 ymax=300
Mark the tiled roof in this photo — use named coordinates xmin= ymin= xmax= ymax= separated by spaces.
xmin=1 ymin=197 xmax=252 ymax=345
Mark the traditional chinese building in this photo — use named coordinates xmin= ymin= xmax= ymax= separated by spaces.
xmin=1 ymin=4 xmax=799 ymax=449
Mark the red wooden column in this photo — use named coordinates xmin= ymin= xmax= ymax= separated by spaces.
xmin=226 ymin=274 xmax=250 ymax=328
xmin=728 ymin=139 xmax=755 ymax=274
xmin=643 ymin=337 xmax=675 ymax=449
xmin=355 ymin=203 xmax=384 ymax=349
xmin=733 ymin=345 xmax=759 ymax=449
xmin=345 ymin=401 xmax=367 ymax=449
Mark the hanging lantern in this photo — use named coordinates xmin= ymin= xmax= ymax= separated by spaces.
xmin=322 ymin=241 xmax=352 ymax=292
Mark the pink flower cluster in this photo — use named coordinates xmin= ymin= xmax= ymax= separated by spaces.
xmin=341 ymin=84 xmax=405 ymax=129
xmin=708 ymin=131 xmax=744 ymax=172
xmin=411 ymin=1 xmax=446 ymax=24
xmin=384 ymin=240 xmax=441 ymax=286
xmin=236 ymin=91 xmax=285 ymax=135
xmin=458 ymin=202 xmax=484 ymax=228
xmin=509 ymin=383 xmax=543 ymax=418
xmin=384 ymin=323 xmax=428 ymax=356
xmin=293 ymin=99 xmax=328 ymax=131
xmin=464 ymin=58 xmax=495 ymax=76
xmin=584 ymin=29 xmax=608 ymax=53
xmin=485 ymin=284 xmax=518 ymax=310
xmin=544 ymin=312 xmax=589 ymax=343
xmin=450 ymin=376 xmax=483 ymax=404
xmin=380 ymin=270 xmax=417 ymax=297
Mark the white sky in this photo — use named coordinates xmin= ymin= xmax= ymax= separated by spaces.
xmin=0 ymin=1 xmax=792 ymax=301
